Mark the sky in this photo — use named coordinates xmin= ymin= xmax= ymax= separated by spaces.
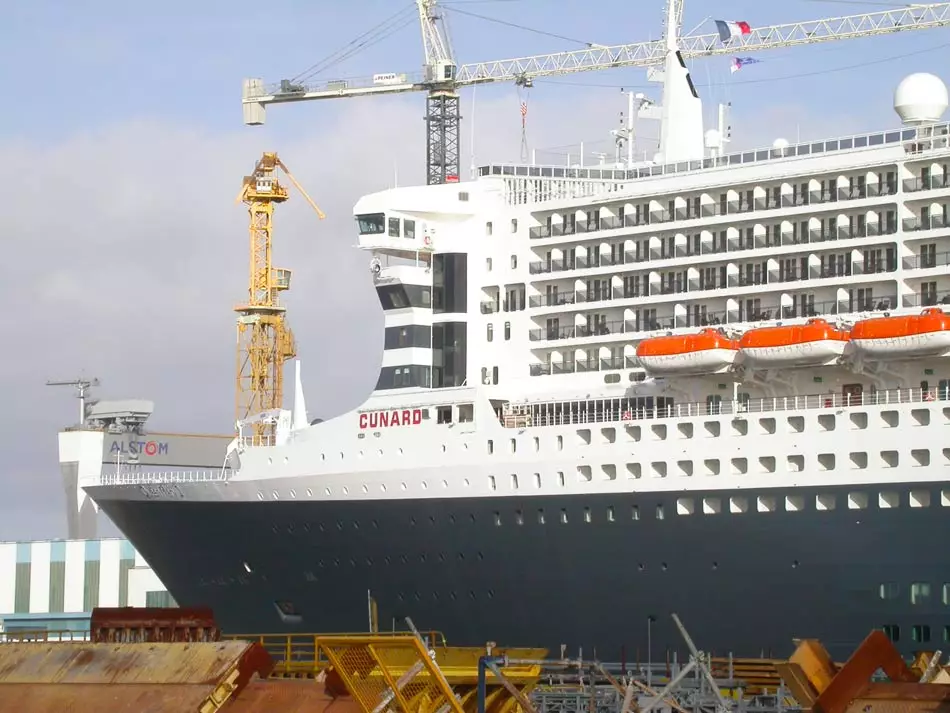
xmin=0 ymin=0 xmax=947 ymax=540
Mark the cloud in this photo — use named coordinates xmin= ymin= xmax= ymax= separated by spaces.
xmin=0 ymin=79 xmax=887 ymax=540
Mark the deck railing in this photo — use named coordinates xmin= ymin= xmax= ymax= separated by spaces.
xmin=506 ymin=386 xmax=944 ymax=429
xmin=97 ymin=469 xmax=229 ymax=486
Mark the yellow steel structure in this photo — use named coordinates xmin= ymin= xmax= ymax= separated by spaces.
xmin=316 ymin=634 xmax=544 ymax=713
xmin=226 ymin=631 xmax=545 ymax=713
xmin=234 ymin=152 xmax=325 ymax=435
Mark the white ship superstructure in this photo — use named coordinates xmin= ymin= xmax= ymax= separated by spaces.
xmin=75 ymin=23 xmax=950 ymax=658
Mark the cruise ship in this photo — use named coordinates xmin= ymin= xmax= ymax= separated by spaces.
xmin=70 ymin=25 xmax=950 ymax=661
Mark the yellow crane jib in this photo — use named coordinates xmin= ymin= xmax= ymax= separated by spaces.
xmin=234 ymin=152 xmax=325 ymax=438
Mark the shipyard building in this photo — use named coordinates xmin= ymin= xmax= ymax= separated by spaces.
xmin=0 ymin=538 xmax=171 ymax=637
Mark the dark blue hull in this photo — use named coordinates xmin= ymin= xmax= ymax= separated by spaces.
xmin=95 ymin=482 xmax=950 ymax=661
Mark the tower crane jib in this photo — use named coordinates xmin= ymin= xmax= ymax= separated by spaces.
xmin=242 ymin=2 xmax=950 ymax=179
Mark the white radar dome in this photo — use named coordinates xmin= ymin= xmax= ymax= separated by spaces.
xmin=894 ymin=73 xmax=948 ymax=124
xmin=704 ymin=129 xmax=722 ymax=148
xmin=772 ymin=137 xmax=790 ymax=156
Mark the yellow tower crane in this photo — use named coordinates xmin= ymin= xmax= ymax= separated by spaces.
xmin=235 ymin=152 xmax=325 ymax=436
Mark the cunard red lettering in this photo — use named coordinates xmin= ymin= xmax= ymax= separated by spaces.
xmin=359 ymin=408 xmax=425 ymax=429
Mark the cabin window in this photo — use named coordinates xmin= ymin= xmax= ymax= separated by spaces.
xmin=485 ymin=221 xmax=493 ymax=235
xmin=492 ymin=366 xmax=499 ymax=385
xmin=458 ymin=404 xmax=474 ymax=422
xmin=436 ymin=406 xmax=452 ymax=424
xmin=486 ymin=324 xmax=493 ymax=342
xmin=706 ymin=394 xmax=723 ymax=415
xmin=504 ymin=322 xmax=511 ymax=340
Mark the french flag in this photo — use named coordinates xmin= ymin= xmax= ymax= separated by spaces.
xmin=715 ymin=19 xmax=751 ymax=42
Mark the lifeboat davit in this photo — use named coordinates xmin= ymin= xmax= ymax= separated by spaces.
xmin=636 ymin=328 xmax=739 ymax=376
xmin=738 ymin=318 xmax=849 ymax=368
xmin=850 ymin=307 xmax=950 ymax=359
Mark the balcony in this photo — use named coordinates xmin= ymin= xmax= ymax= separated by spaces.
xmin=903 ymin=251 xmax=950 ymax=270
xmin=525 ymin=180 xmax=900 ymax=241
xmin=529 ymin=354 xmax=642 ymax=377
xmin=903 ymin=175 xmax=950 ymax=193
xmin=903 ymin=215 xmax=948 ymax=232
xmin=529 ymin=318 xmax=654 ymax=342
xmin=527 ymin=224 xmax=897 ymax=280
xmin=903 ymin=289 xmax=950 ymax=308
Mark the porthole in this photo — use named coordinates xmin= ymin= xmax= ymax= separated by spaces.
xmin=306 ymin=488 xmax=313 ymax=497
xmin=272 ymin=490 xmax=279 ymax=500
xmin=324 ymin=487 xmax=331 ymax=496
xmin=289 ymin=489 xmax=296 ymax=499
xmin=257 ymin=492 xmax=264 ymax=501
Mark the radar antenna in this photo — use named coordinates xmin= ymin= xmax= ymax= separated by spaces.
xmin=46 ymin=377 xmax=100 ymax=425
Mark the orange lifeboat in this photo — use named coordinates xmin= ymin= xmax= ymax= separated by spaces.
xmin=738 ymin=318 xmax=849 ymax=367
xmin=851 ymin=307 xmax=950 ymax=359
xmin=636 ymin=328 xmax=739 ymax=376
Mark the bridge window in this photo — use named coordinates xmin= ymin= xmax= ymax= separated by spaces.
xmin=376 ymin=284 xmax=431 ymax=310
xmin=357 ymin=213 xmax=385 ymax=234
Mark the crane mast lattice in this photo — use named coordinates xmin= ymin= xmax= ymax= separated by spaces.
xmin=235 ymin=153 xmax=324 ymax=436
xmin=242 ymin=0 xmax=950 ymax=182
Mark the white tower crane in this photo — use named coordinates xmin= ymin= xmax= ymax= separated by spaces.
xmin=242 ymin=1 xmax=950 ymax=182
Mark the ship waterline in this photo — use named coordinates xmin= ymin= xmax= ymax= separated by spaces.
xmin=90 ymin=480 xmax=949 ymax=662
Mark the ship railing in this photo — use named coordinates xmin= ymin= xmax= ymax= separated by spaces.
xmin=0 ymin=629 xmax=91 ymax=643
xmin=239 ymin=435 xmax=277 ymax=448
xmin=481 ymin=122 xmax=945 ymax=206
xmin=223 ymin=629 xmax=449 ymax=673
xmin=98 ymin=469 xmax=229 ymax=486
xmin=506 ymin=386 xmax=944 ymax=428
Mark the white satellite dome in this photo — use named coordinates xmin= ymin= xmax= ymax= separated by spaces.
xmin=772 ymin=137 xmax=790 ymax=156
xmin=704 ymin=128 xmax=722 ymax=149
xmin=894 ymin=73 xmax=948 ymax=125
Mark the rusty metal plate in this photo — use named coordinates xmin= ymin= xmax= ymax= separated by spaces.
xmin=845 ymin=697 xmax=950 ymax=713
xmin=0 ymin=683 xmax=216 ymax=713
xmin=0 ymin=641 xmax=253 ymax=685
xmin=228 ymin=680 xmax=366 ymax=713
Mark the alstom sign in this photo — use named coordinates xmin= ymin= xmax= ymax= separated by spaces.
xmin=109 ymin=439 xmax=169 ymax=457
